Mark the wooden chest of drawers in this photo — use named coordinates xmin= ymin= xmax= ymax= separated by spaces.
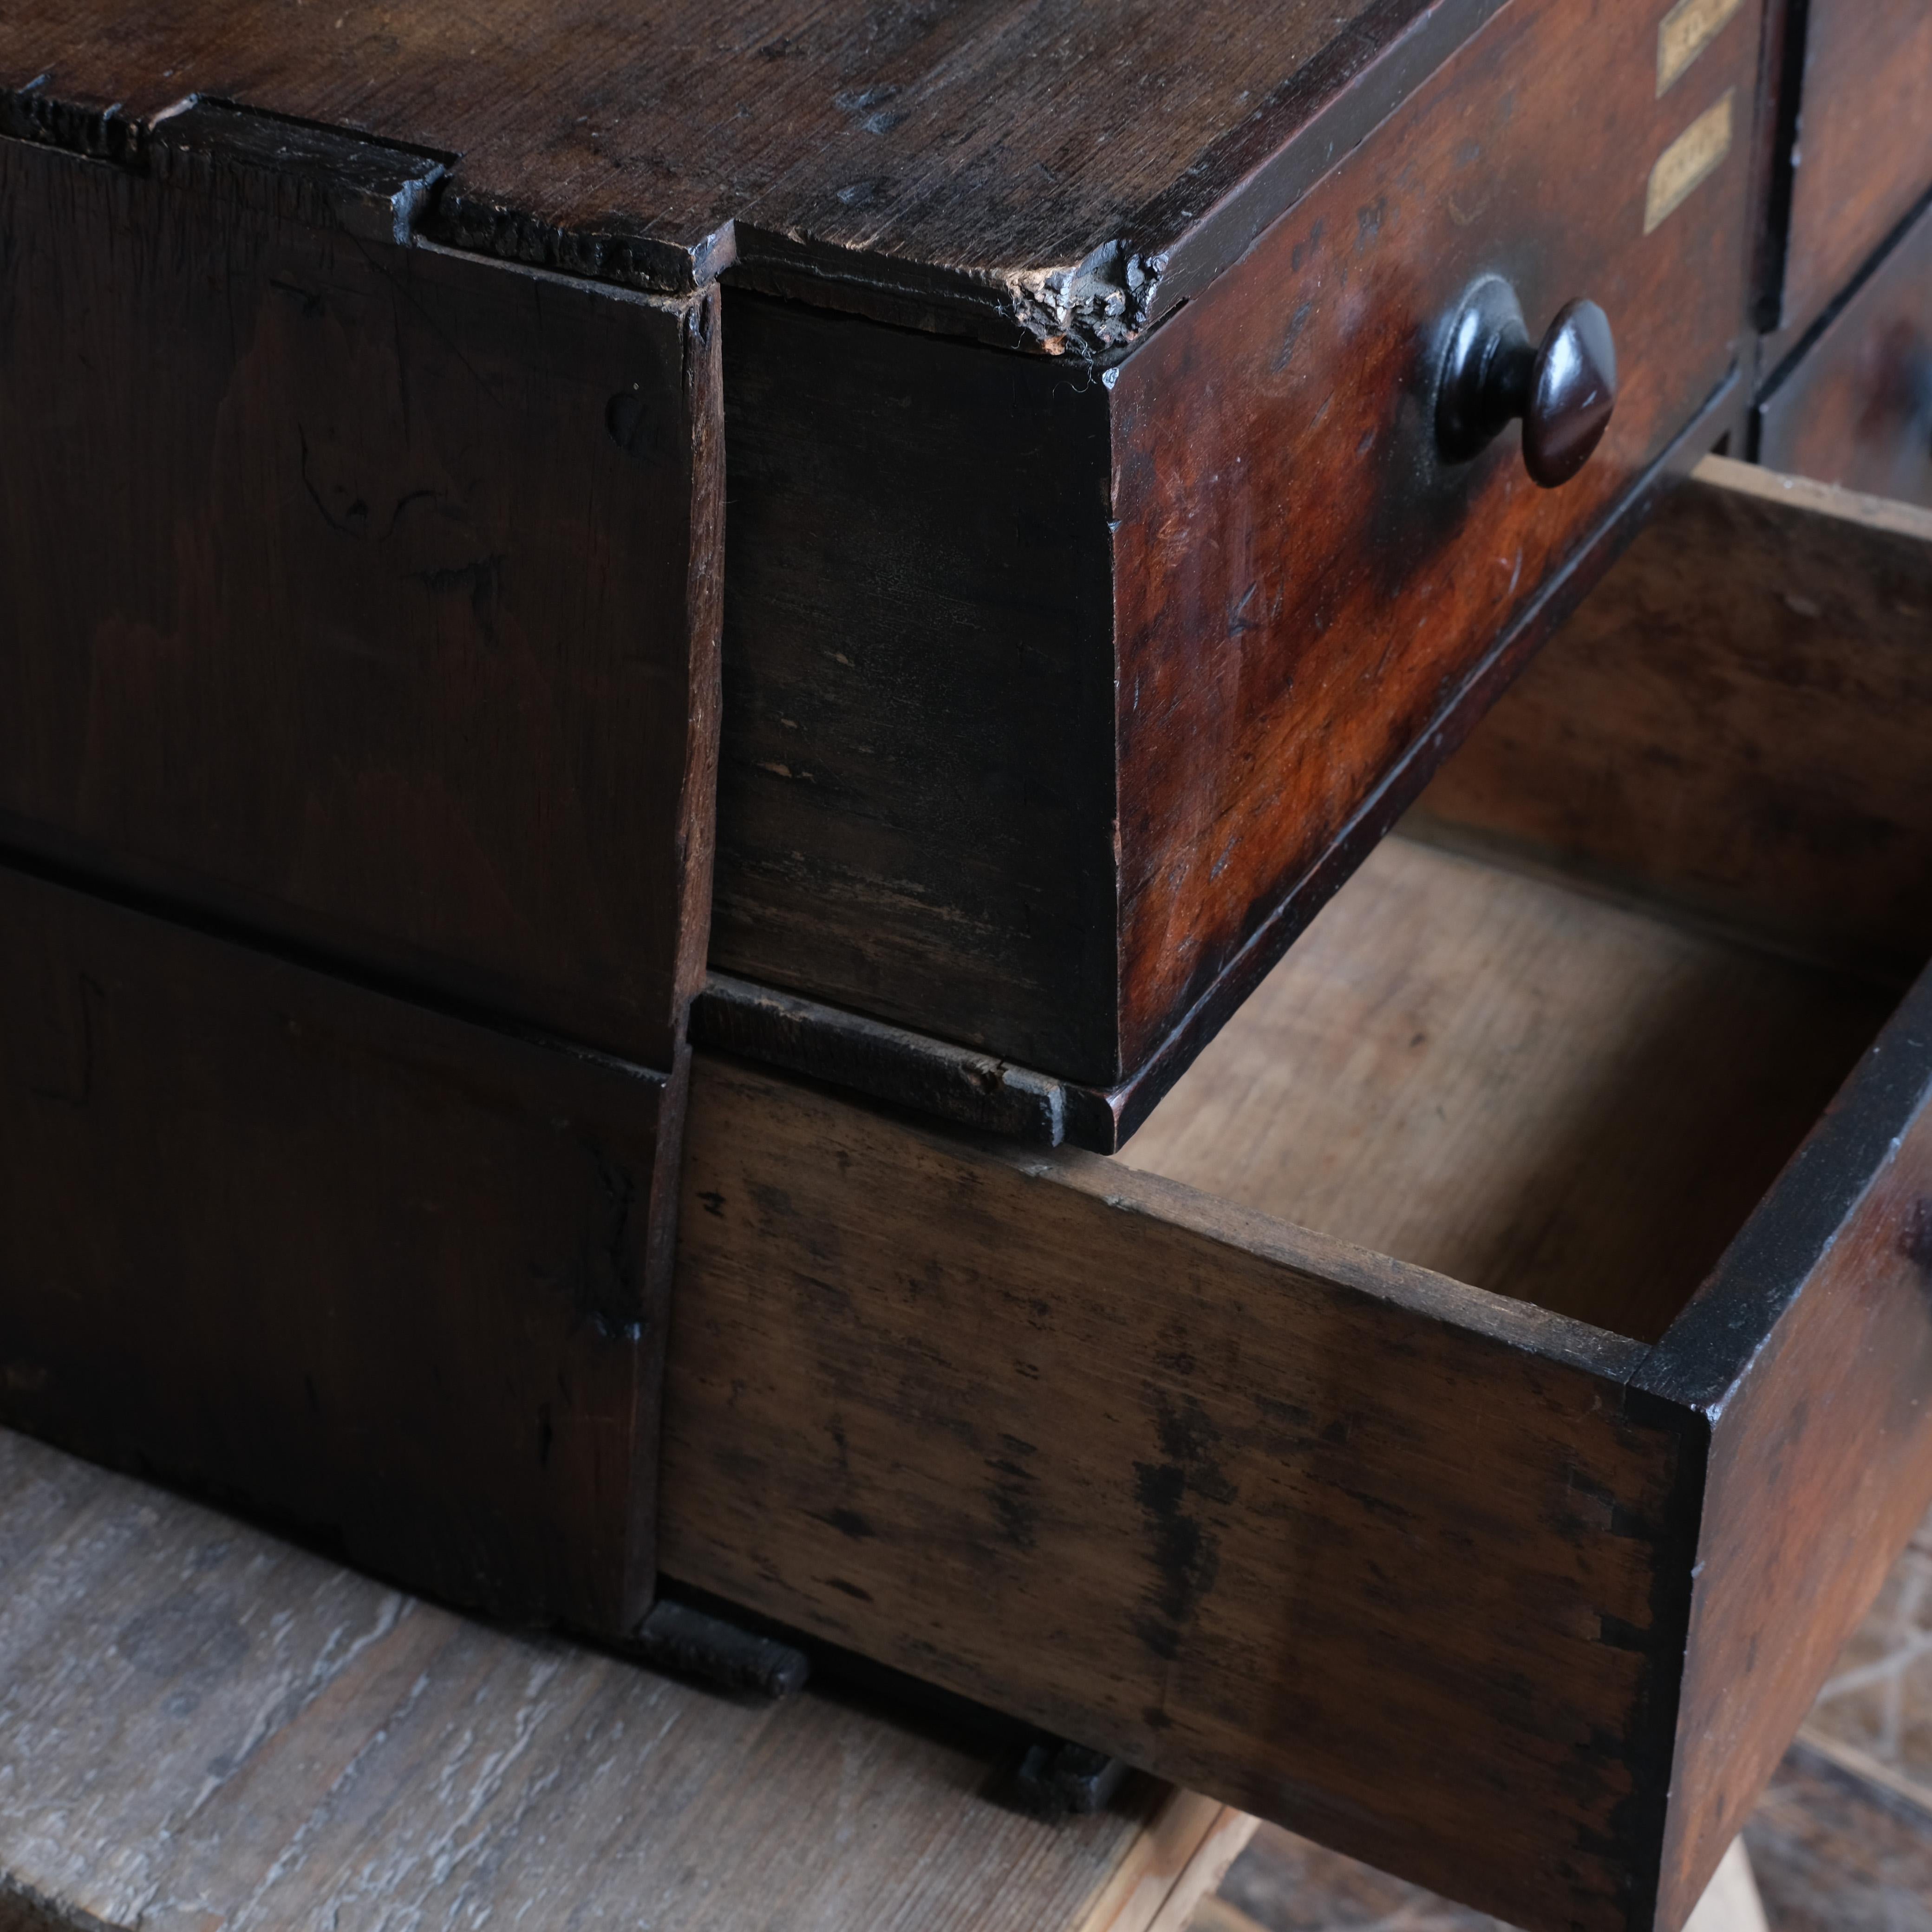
xmin=0 ymin=0 xmax=1759 ymax=1149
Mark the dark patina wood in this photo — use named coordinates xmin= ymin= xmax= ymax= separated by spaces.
xmin=0 ymin=117 xmax=721 ymax=1074
xmin=7 ymin=0 xmax=1762 ymax=1125
xmin=1411 ymin=459 xmax=1932 ymax=983
xmin=1761 ymin=0 xmax=1932 ymax=365
xmin=662 ymin=459 xmax=1932 ymax=1932
xmin=0 ymin=0 xmax=1518 ymax=351
xmin=1757 ymin=202 xmax=1932 ymax=509
xmin=661 ymin=1052 xmax=1689 ymax=1932
xmin=715 ymin=0 xmax=1759 ymax=1119
xmin=706 ymin=292 xmax=1119 ymax=1078
xmin=1104 ymin=0 xmax=1754 ymax=1089
xmin=1639 ymin=967 xmax=1932 ymax=1929
xmin=0 ymin=856 xmax=678 ymax=1637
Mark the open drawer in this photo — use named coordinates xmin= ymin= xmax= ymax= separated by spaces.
xmin=659 ymin=459 xmax=1932 ymax=1932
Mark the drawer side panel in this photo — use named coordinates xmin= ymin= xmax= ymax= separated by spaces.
xmin=1410 ymin=462 xmax=1932 ymax=983
xmin=0 ymin=130 xmax=721 ymax=1067
xmin=661 ymin=1053 xmax=1699 ymax=1932
xmin=710 ymin=294 xmax=1121 ymax=1077
xmin=1646 ymin=970 xmax=1932 ymax=1926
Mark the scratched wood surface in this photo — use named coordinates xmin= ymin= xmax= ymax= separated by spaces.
xmin=1119 ymin=833 xmax=1893 ymax=1345
xmin=0 ymin=0 xmax=1500 ymax=348
xmin=1104 ymin=0 xmax=1757 ymax=1086
xmin=662 ymin=1048 xmax=1700 ymax=1932
xmin=0 ymin=1425 xmax=1228 ymax=1932
xmin=0 ymin=126 xmax=721 ymax=1074
xmin=1411 ymin=459 xmax=1932 ymax=986
xmin=711 ymin=0 xmax=1758 ymax=1102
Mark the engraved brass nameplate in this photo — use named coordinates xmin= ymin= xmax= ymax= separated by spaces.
xmin=1658 ymin=0 xmax=1747 ymax=97
xmin=1645 ymin=91 xmax=1735 ymax=235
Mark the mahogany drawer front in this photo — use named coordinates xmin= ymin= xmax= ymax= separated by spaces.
xmin=0 ymin=111 xmax=721 ymax=1077
xmin=1758 ymin=196 xmax=1932 ymax=509
xmin=1772 ymin=0 xmax=1932 ymax=358
xmin=0 ymin=857 xmax=676 ymax=1637
xmin=663 ymin=463 xmax=1932 ymax=1932
xmin=712 ymin=0 xmax=1758 ymax=1135
xmin=1104 ymin=0 xmax=1756 ymax=1086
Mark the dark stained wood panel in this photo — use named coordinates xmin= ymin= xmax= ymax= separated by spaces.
xmin=1106 ymin=0 xmax=1758 ymax=1076
xmin=1758 ymin=202 xmax=1932 ymax=510
xmin=0 ymin=125 xmax=720 ymax=1070
xmin=0 ymin=1 xmax=1520 ymax=348
xmin=660 ymin=1054 xmax=1698 ymax=1932
xmin=1410 ymin=460 xmax=1932 ymax=985
xmin=1640 ymin=964 xmax=1932 ymax=1926
xmin=709 ymin=291 xmax=1120 ymax=1074
xmin=1772 ymin=0 xmax=1932 ymax=358
xmin=711 ymin=0 xmax=1758 ymax=1107
xmin=0 ymin=858 xmax=677 ymax=1638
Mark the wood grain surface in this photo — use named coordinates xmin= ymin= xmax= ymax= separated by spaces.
xmin=1758 ymin=204 xmax=1932 ymax=510
xmin=711 ymin=0 xmax=1756 ymax=1102
xmin=661 ymin=1051 xmax=1701 ymax=1932
xmin=0 ymin=859 xmax=677 ymax=1637
xmin=0 ymin=0 xmax=1521 ymax=349
xmin=1120 ymin=834 xmax=1892 ymax=1345
xmin=1412 ymin=458 xmax=1932 ymax=986
xmin=0 ymin=125 xmax=721 ymax=1072
xmin=0 ymin=1426 xmax=1208 ymax=1932
xmin=1639 ymin=957 xmax=1932 ymax=1926
xmin=1769 ymin=0 xmax=1932 ymax=360
xmin=708 ymin=290 xmax=1119 ymax=1075
xmin=1105 ymin=0 xmax=1758 ymax=1083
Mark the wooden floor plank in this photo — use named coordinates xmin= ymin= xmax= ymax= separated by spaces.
xmin=0 ymin=1428 xmax=1177 ymax=1932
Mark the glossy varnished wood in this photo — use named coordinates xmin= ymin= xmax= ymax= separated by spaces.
xmin=1768 ymin=0 xmax=1932 ymax=360
xmin=0 ymin=859 xmax=677 ymax=1637
xmin=0 ymin=124 xmax=721 ymax=1072
xmin=1758 ymin=205 xmax=1932 ymax=510
xmin=1104 ymin=0 xmax=1756 ymax=1084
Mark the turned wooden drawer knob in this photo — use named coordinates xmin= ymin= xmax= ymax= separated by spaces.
xmin=1436 ymin=276 xmax=1618 ymax=488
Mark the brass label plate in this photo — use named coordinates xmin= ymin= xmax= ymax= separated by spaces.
xmin=1645 ymin=90 xmax=1735 ymax=234
xmin=1658 ymin=0 xmax=1747 ymax=96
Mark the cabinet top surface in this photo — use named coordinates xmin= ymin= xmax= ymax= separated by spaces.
xmin=0 ymin=0 xmax=1487 ymax=350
